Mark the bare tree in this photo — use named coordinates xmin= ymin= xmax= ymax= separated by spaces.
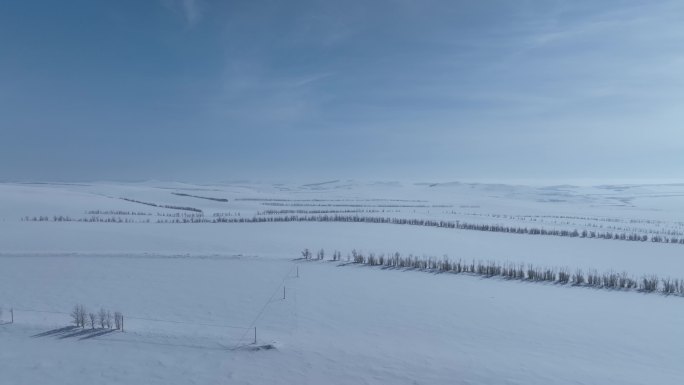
xmin=98 ymin=308 xmax=107 ymax=329
xmin=71 ymin=305 xmax=80 ymax=327
xmin=71 ymin=304 xmax=87 ymax=328
xmin=301 ymin=248 xmax=312 ymax=259
xmin=79 ymin=305 xmax=87 ymax=328
xmin=114 ymin=311 xmax=122 ymax=330
xmin=88 ymin=313 xmax=97 ymax=329
xmin=105 ymin=310 xmax=113 ymax=329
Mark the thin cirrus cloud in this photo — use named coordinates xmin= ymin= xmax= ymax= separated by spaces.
xmin=162 ymin=0 xmax=203 ymax=26
xmin=0 ymin=0 xmax=682 ymax=182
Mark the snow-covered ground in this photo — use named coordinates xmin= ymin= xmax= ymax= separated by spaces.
xmin=2 ymin=181 xmax=684 ymax=384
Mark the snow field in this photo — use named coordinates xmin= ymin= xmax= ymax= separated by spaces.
xmin=2 ymin=256 xmax=684 ymax=384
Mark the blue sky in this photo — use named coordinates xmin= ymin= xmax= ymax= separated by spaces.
xmin=1 ymin=0 xmax=683 ymax=182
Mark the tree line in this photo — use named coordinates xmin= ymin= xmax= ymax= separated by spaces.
xmin=256 ymin=209 xmax=394 ymax=215
xmin=171 ymin=192 xmax=228 ymax=202
xmin=304 ymin=248 xmax=684 ymax=296
xmin=216 ymin=215 xmax=684 ymax=245
xmin=85 ymin=210 xmax=151 ymax=216
xmin=261 ymin=203 xmax=452 ymax=208
xmin=21 ymin=213 xmax=684 ymax=245
xmin=120 ymin=198 xmax=202 ymax=213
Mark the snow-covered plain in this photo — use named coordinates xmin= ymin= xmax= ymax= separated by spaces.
xmin=2 ymin=180 xmax=684 ymax=384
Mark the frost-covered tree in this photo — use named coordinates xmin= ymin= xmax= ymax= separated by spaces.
xmin=105 ymin=310 xmax=113 ymax=329
xmin=98 ymin=308 xmax=107 ymax=328
xmin=71 ymin=304 xmax=87 ymax=328
xmin=114 ymin=311 xmax=123 ymax=330
xmin=88 ymin=313 xmax=97 ymax=329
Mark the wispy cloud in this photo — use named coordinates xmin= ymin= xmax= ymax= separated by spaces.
xmin=162 ymin=0 xmax=203 ymax=26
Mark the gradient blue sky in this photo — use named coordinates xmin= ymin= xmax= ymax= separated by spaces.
xmin=1 ymin=0 xmax=683 ymax=182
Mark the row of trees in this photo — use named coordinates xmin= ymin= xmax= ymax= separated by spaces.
xmin=447 ymin=211 xmax=628 ymax=223
xmin=261 ymin=203 xmax=452 ymax=208
xmin=235 ymin=198 xmax=427 ymax=203
xmin=23 ymin=216 xmax=152 ymax=223
xmin=445 ymin=211 xmax=684 ymax=237
xmin=120 ymin=198 xmax=203 ymax=213
xmin=306 ymin=249 xmax=684 ymax=296
xmin=217 ymin=215 xmax=684 ymax=245
xmin=71 ymin=305 xmax=123 ymax=331
xmin=23 ymin=212 xmax=208 ymax=222
xmin=171 ymin=192 xmax=228 ymax=202
xmin=211 ymin=212 xmax=241 ymax=217
xmin=85 ymin=210 xmax=151 ymax=216
xmin=157 ymin=212 xmax=205 ymax=218
xmin=20 ymin=212 xmax=684 ymax=246
xmin=256 ymin=209 xmax=392 ymax=215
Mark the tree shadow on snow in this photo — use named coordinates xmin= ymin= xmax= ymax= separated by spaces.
xmin=59 ymin=328 xmax=105 ymax=339
xmin=79 ymin=329 xmax=117 ymax=340
xmin=30 ymin=326 xmax=118 ymax=340
xmin=31 ymin=325 xmax=79 ymax=338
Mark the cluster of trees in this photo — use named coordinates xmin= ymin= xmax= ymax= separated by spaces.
xmin=308 ymin=249 xmax=684 ymax=296
xmin=300 ymin=248 xmax=341 ymax=260
xmin=171 ymin=192 xmax=228 ymax=202
xmin=120 ymin=198 xmax=202 ymax=213
xmin=71 ymin=305 xmax=123 ymax=330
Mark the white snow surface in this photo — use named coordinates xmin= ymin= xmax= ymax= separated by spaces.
xmin=2 ymin=180 xmax=684 ymax=384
